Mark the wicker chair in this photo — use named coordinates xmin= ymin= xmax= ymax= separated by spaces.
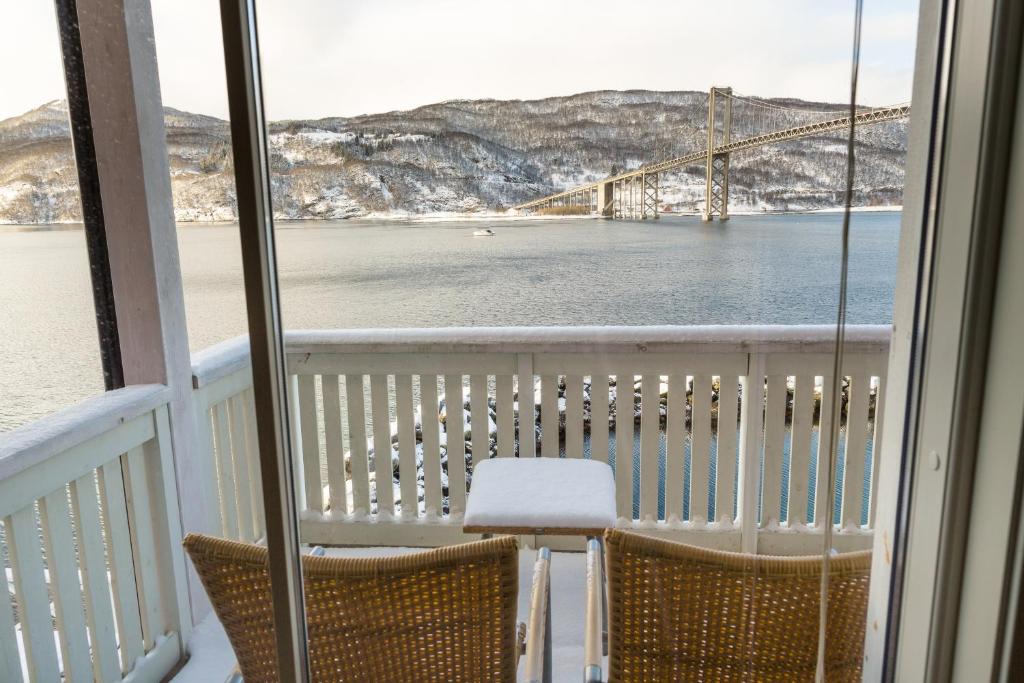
xmin=585 ymin=529 xmax=872 ymax=682
xmin=184 ymin=533 xmax=551 ymax=683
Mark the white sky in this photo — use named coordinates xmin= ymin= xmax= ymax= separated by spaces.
xmin=1 ymin=0 xmax=919 ymax=122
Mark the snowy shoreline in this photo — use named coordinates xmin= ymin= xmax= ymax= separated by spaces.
xmin=0 ymin=205 xmax=903 ymax=230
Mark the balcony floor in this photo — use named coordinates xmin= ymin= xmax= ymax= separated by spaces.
xmin=173 ymin=546 xmax=591 ymax=683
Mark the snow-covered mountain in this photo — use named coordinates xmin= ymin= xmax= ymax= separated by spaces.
xmin=0 ymin=91 xmax=907 ymax=223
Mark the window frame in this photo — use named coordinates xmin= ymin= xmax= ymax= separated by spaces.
xmin=866 ymin=0 xmax=1024 ymax=678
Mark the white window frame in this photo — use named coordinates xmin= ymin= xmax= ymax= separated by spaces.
xmin=866 ymin=0 xmax=1024 ymax=678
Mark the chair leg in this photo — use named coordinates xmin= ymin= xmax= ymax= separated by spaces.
xmin=524 ymin=546 xmax=552 ymax=683
xmin=584 ymin=537 xmax=606 ymax=682
xmin=544 ymin=577 xmax=552 ymax=683
xmin=599 ymin=536 xmax=608 ymax=656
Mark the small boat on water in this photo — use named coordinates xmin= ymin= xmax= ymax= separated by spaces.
xmin=472 ymin=228 xmax=496 ymax=237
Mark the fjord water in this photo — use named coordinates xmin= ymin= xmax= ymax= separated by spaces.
xmin=0 ymin=212 xmax=900 ymax=430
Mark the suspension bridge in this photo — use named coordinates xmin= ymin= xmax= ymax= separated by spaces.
xmin=514 ymin=87 xmax=911 ymax=221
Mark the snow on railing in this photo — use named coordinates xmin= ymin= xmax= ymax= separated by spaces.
xmin=192 ymin=326 xmax=890 ymax=554
xmin=0 ymin=385 xmax=190 ymax=683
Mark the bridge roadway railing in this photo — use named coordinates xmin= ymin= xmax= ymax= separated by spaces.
xmin=191 ymin=325 xmax=890 ymax=555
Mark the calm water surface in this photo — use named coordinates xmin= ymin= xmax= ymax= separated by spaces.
xmin=0 ymin=212 xmax=900 ymax=430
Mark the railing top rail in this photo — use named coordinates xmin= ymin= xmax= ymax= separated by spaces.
xmin=191 ymin=336 xmax=252 ymax=388
xmin=194 ymin=325 xmax=888 ymax=356
xmin=191 ymin=326 xmax=891 ymax=385
xmin=283 ymin=324 xmax=891 ymax=355
xmin=0 ymin=383 xmax=170 ymax=481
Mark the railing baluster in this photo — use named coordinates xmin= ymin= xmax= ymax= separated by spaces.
xmin=193 ymin=401 xmax=222 ymax=538
xmin=229 ymin=394 xmax=255 ymax=541
xmin=212 ymin=401 xmax=239 ymax=538
xmin=6 ymin=507 xmax=60 ymax=682
xmin=664 ymin=374 xmax=686 ymax=522
xmin=761 ymin=374 xmax=787 ymax=527
xmin=815 ymin=374 xmax=837 ymax=528
xmin=639 ymin=374 xmax=660 ymax=522
xmin=590 ymin=375 xmax=610 ymax=464
xmin=517 ymin=355 xmax=536 ymax=458
xmin=298 ymin=374 xmax=323 ymax=515
xmin=98 ymin=460 xmax=145 ymax=669
xmin=843 ymin=374 xmax=872 ymax=528
xmin=469 ymin=374 xmax=490 ymax=466
xmin=716 ymin=374 xmax=739 ymax=524
xmin=395 ymin=374 xmax=418 ymax=518
xmin=123 ymin=445 xmax=165 ymax=650
xmin=420 ymin=376 xmax=443 ymax=516
xmin=345 ymin=375 xmax=371 ymax=515
xmin=691 ymin=374 xmax=713 ymax=525
xmin=0 ymin=519 xmax=24 ymax=683
xmin=286 ymin=375 xmax=303 ymax=513
xmin=38 ymin=489 xmax=92 ymax=681
xmin=243 ymin=389 xmax=266 ymax=537
xmin=369 ymin=375 xmax=395 ymax=517
xmin=445 ymin=375 xmax=467 ymax=515
xmin=615 ymin=372 xmax=635 ymax=520
xmin=565 ymin=374 xmax=584 ymax=458
xmin=495 ymin=374 xmax=515 ymax=458
xmin=788 ymin=374 xmax=815 ymax=526
xmin=540 ymin=374 xmax=559 ymax=457
xmin=869 ymin=374 xmax=887 ymax=527
xmin=71 ymin=472 xmax=121 ymax=682
xmin=149 ymin=406 xmax=192 ymax=648
xmin=738 ymin=357 xmax=766 ymax=553
xmin=321 ymin=375 xmax=346 ymax=517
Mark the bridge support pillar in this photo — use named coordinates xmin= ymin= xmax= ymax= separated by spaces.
xmin=703 ymin=153 xmax=730 ymax=221
xmin=597 ymin=182 xmax=613 ymax=216
xmin=632 ymin=176 xmax=641 ymax=219
xmin=641 ymin=172 xmax=659 ymax=219
xmin=622 ymin=176 xmax=630 ymax=219
xmin=702 ymin=86 xmax=732 ymax=222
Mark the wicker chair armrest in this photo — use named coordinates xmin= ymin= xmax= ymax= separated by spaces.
xmin=523 ymin=547 xmax=552 ymax=683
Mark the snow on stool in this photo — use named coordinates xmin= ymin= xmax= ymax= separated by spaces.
xmin=464 ymin=458 xmax=616 ymax=535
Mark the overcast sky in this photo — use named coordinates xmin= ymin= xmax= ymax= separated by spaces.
xmin=1 ymin=0 xmax=919 ymax=122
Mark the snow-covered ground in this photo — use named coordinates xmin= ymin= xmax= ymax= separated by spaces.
xmin=173 ymin=546 xmax=592 ymax=683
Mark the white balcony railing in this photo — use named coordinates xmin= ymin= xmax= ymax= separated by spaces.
xmin=0 ymin=385 xmax=190 ymax=683
xmin=191 ymin=326 xmax=890 ymax=554
xmin=0 ymin=325 xmax=889 ymax=680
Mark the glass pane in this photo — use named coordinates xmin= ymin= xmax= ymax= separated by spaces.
xmin=0 ymin=0 xmax=972 ymax=679
xmin=161 ymin=0 xmax=921 ymax=678
xmin=0 ymin=4 xmax=103 ymax=430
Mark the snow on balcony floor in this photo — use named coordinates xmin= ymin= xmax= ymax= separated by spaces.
xmin=173 ymin=546 xmax=592 ymax=683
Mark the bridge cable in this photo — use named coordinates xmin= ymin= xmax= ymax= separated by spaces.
xmin=725 ymin=90 xmax=857 ymax=116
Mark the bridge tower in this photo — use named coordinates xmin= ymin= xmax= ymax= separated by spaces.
xmin=702 ymin=86 xmax=732 ymax=222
